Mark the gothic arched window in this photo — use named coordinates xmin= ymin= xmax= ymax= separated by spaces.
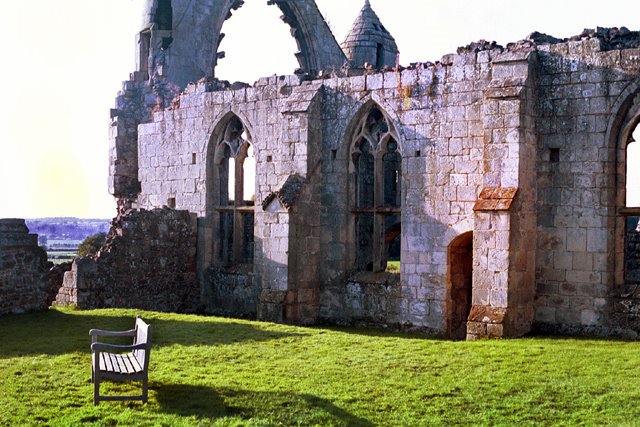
xmin=351 ymin=107 xmax=402 ymax=272
xmin=213 ymin=116 xmax=255 ymax=265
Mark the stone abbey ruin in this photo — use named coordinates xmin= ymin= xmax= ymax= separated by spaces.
xmin=2 ymin=0 xmax=640 ymax=339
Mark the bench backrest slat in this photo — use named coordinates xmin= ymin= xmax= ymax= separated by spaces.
xmin=132 ymin=316 xmax=152 ymax=369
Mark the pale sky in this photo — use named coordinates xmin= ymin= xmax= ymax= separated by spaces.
xmin=0 ymin=0 xmax=638 ymax=219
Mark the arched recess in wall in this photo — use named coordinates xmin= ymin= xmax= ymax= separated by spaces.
xmin=213 ymin=0 xmax=346 ymax=79
xmin=347 ymin=103 xmax=403 ymax=273
xmin=206 ymin=112 xmax=256 ymax=268
xmin=607 ymin=82 xmax=640 ymax=286
xmin=447 ymin=232 xmax=473 ymax=340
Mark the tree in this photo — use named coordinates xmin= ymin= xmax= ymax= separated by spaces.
xmin=77 ymin=232 xmax=107 ymax=257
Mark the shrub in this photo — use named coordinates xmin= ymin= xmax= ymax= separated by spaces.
xmin=77 ymin=232 xmax=106 ymax=257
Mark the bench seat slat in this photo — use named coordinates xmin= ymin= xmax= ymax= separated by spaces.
xmin=100 ymin=353 xmax=111 ymax=372
xmin=98 ymin=352 xmax=144 ymax=374
xmin=109 ymin=353 xmax=122 ymax=373
xmin=124 ymin=353 xmax=138 ymax=374
xmin=127 ymin=353 xmax=143 ymax=372
xmin=118 ymin=354 xmax=133 ymax=374
xmin=116 ymin=354 xmax=129 ymax=373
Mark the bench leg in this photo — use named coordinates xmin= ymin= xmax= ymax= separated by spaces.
xmin=93 ymin=377 xmax=100 ymax=406
xmin=142 ymin=377 xmax=148 ymax=404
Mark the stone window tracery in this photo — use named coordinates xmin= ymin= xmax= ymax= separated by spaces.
xmin=213 ymin=116 xmax=255 ymax=265
xmin=351 ymin=107 xmax=402 ymax=272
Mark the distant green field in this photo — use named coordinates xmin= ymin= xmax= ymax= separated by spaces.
xmin=47 ymin=249 xmax=77 ymax=264
xmin=43 ymin=238 xmax=81 ymax=264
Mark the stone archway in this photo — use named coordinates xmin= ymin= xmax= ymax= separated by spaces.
xmin=267 ymin=0 xmax=346 ymax=75
xmin=140 ymin=0 xmax=346 ymax=88
xmin=447 ymin=232 xmax=473 ymax=340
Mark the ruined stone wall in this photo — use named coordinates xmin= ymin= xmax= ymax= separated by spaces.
xmin=534 ymin=35 xmax=640 ymax=334
xmin=136 ymin=0 xmax=346 ymax=91
xmin=133 ymin=44 xmax=538 ymax=335
xmin=54 ymin=209 xmax=198 ymax=312
xmin=122 ymin=25 xmax=640 ymax=338
xmin=0 ymin=219 xmax=49 ymax=315
xmin=136 ymin=75 xmax=319 ymax=318
xmin=626 ymin=225 xmax=640 ymax=284
xmin=317 ymin=47 xmax=539 ymax=336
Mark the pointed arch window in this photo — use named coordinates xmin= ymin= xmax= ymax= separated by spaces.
xmin=351 ymin=107 xmax=402 ymax=272
xmin=213 ymin=116 xmax=255 ymax=265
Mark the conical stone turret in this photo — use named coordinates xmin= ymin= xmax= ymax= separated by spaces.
xmin=341 ymin=0 xmax=399 ymax=69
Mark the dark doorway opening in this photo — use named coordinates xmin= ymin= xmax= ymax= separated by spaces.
xmin=447 ymin=232 xmax=473 ymax=340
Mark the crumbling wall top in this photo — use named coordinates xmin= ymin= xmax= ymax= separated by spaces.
xmin=0 ymin=219 xmax=38 ymax=248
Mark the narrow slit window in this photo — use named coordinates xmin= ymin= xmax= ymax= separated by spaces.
xmin=376 ymin=43 xmax=384 ymax=69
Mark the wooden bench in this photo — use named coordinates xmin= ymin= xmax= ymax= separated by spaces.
xmin=90 ymin=316 xmax=152 ymax=405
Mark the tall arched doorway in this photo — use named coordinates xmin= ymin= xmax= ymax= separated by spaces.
xmin=447 ymin=232 xmax=473 ymax=340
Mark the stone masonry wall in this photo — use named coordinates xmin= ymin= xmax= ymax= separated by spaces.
xmin=0 ymin=219 xmax=49 ymax=315
xmin=54 ymin=209 xmax=198 ymax=312
xmin=534 ymin=34 xmax=640 ymax=334
xmin=120 ymin=25 xmax=640 ymax=337
xmin=625 ymin=224 xmax=640 ymax=284
xmin=133 ymin=43 xmax=533 ymax=335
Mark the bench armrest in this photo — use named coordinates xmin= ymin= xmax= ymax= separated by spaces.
xmin=91 ymin=342 xmax=148 ymax=353
xmin=89 ymin=328 xmax=136 ymax=337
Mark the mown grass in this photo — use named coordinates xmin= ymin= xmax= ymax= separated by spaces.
xmin=385 ymin=261 xmax=400 ymax=273
xmin=1 ymin=307 xmax=639 ymax=426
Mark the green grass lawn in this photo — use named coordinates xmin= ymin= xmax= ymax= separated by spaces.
xmin=1 ymin=308 xmax=639 ymax=426
xmin=385 ymin=261 xmax=400 ymax=273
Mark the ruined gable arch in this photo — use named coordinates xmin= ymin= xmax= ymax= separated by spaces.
xmin=213 ymin=0 xmax=346 ymax=78
xmin=605 ymin=78 xmax=640 ymax=286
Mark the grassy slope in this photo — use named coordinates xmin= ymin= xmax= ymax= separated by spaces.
xmin=1 ymin=308 xmax=639 ymax=426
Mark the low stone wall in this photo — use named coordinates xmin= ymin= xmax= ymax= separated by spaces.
xmin=203 ymin=267 xmax=258 ymax=318
xmin=54 ymin=209 xmax=199 ymax=312
xmin=625 ymin=226 xmax=640 ymax=284
xmin=319 ymin=272 xmax=403 ymax=329
xmin=46 ymin=262 xmax=71 ymax=307
xmin=0 ymin=219 xmax=49 ymax=315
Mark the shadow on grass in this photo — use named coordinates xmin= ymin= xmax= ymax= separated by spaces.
xmin=154 ymin=383 xmax=374 ymax=426
xmin=0 ymin=309 xmax=305 ymax=359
